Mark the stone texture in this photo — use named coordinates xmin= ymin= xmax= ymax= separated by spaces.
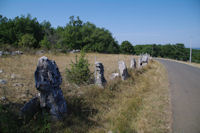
xmin=110 ymin=73 xmax=119 ymax=80
xmin=95 ymin=62 xmax=106 ymax=87
xmin=11 ymin=51 xmax=23 ymax=55
xmin=138 ymin=56 xmax=142 ymax=68
xmin=118 ymin=61 xmax=128 ymax=80
xmin=130 ymin=58 xmax=136 ymax=69
xmin=34 ymin=56 xmax=67 ymax=120
xmin=0 ymin=69 xmax=3 ymax=73
xmin=20 ymin=97 xmax=40 ymax=120
xmin=141 ymin=54 xmax=148 ymax=64
xmin=21 ymin=56 xmax=67 ymax=121
xmin=0 ymin=51 xmax=2 ymax=56
xmin=0 ymin=79 xmax=7 ymax=84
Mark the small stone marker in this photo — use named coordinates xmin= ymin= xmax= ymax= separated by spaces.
xmin=110 ymin=73 xmax=119 ymax=80
xmin=95 ymin=62 xmax=106 ymax=87
xmin=118 ymin=61 xmax=128 ymax=80
xmin=130 ymin=58 xmax=136 ymax=69
xmin=0 ymin=79 xmax=6 ymax=84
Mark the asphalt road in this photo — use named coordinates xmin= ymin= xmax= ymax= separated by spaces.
xmin=158 ymin=59 xmax=200 ymax=133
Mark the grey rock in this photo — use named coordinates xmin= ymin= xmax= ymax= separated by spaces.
xmin=130 ymin=58 xmax=136 ymax=69
xmin=95 ymin=62 xmax=106 ymax=87
xmin=0 ymin=51 xmax=2 ymax=56
xmin=20 ymin=97 xmax=40 ymax=121
xmin=142 ymin=62 xmax=148 ymax=66
xmin=110 ymin=73 xmax=119 ymax=80
xmin=118 ymin=61 xmax=128 ymax=80
xmin=0 ymin=69 xmax=3 ymax=73
xmin=0 ymin=79 xmax=7 ymax=84
xmin=141 ymin=54 xmax=148 ymax=63
xmin=34 ymin=56 xmax=67 ymax=120
xmin=13 ymin=83 xmax=24 ymax=87
xmin=3 ymin=51 xmax=10 ymax=55
xmin=36 ymin=50 xmax=45 ymax=55
xmin=138 ymin=56 xmax=142 ymax=68
xmin=70 ymin=49 xmax=80 ymax=53
xmin=1 ymin=96 xmax=6 ymax=101
xmin=11 ymin=73 xmax=16 ymax=79
xmin=21 ymin=56 xmax=67 ymax=121
xmin=11 ymin=50 xmax=23 ymax=55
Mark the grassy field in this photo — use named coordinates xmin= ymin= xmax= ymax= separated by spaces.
xmin=0 ymin=53 xmax=171 ymax=133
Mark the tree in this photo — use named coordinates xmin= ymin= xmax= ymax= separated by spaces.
xmin=120 ymin=41 xmax=134 ymax=54
xmin=40 ymin=35 xmax=51 ymax=49
xmin=18 ymin=34 xmax=37 ymax=48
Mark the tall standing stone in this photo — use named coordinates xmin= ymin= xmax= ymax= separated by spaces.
xmin=118 ymin=61 xmax=128 ymax=80
xmin=95 ymin=62 xmax=106 ymax=87
xmin=138 ymin=56 xmax=142 ymax=68
xmin=130 ymin=58 xmax=136 ymax=69
xmin=34 ymin=56 xmax=67 ymax=120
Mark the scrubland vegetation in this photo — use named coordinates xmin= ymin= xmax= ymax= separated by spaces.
xmin=0 ymin=53 xmax=171 ymax=133
xmin=1 ymin=14 xmax=200 ymax=63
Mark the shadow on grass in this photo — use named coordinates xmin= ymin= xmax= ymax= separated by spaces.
xmin=62 ymin=96 xmax=98 ymax=133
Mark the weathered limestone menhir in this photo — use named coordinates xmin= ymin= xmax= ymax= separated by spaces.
xmin=138 ymin=55 xmax=142 ymax=68
xmin=141 ymin=53 xmax=149 ymax=66
xmin=130 ymin=58 xmax=136 ymax=69
xmin=95 ymin=62 xmax=106 ymax=87
xmin=118 ymin=61 xmax=128 ymax=80
xmin=21 ymin=56 xmax=67 ymax=120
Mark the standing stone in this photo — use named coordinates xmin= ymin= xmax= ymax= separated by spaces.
xmin=0 ymin=79 xmax=6 ymax=84
xmin=34 ymin=56 xmax=67 ymax=120
xmin=118 ymin=61 xmax=128 ymax=80
xmin=130 ymin=58 xmax=136 ymax=69
xmin=138 ymin=56 xmax=142 ymax=68
xmin=142 ymin=54 xmax=148 ymax=64
xmin=95 ymin=62 xmax=106 ymax=87
xmin=0 ymin=51 xmax=2 ymax=56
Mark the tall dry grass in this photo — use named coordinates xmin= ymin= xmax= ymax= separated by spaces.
xmin=0 ymin=53 xmax=171 ymax=133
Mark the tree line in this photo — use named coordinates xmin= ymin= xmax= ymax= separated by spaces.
xmin=0 ymin=14 xmax=199 ymax=63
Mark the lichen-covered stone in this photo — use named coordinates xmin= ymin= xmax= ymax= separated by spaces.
xmin=110 ymin=73 xmax=119 ymax=80
xmin=34 ymin=56 xmax=67 ymax=120
xmin=21 ymin=56 xmax=67 ymax=121
xmin=20 ymin=97 xmax=40 ymax=121
xmin=130 ymin=58 xmax=136 ymax=69
xmin=118 ymin=61 xmax=128 ymax=80
xmin=95 ymin=62 xmax=106 ymax=87
xmin=138 ymin=56 xmax=142 ymax=68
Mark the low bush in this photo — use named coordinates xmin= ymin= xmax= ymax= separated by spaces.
xmin=66 ymin=51 xmax=93 ymax=85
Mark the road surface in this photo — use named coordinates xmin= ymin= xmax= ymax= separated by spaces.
xmin=158 ymin=59 xmax=200 ymax=133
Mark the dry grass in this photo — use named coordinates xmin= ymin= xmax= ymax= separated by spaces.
xmin=0 ymin=53 xmax=171 ymax=133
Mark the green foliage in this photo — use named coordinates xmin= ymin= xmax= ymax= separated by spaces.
xmin=66 ymin=51 xmax=92 ymax=85
xmin=0 ymin=14 xmax=43 ymax=48
xmin=40 ymin=35 xmax=51 ymax=49
xmin=0 ymin=103 xmax=52 ymax=133
xmin=120 ymin=41 xmax=134 ymax=54
xmin=18 ymin=34 xmax=37 ymax=48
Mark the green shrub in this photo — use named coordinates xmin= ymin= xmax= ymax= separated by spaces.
xmin=66 ymin=51 xmax=92 ymax=85
xmin=40 ymin=35 xmax=51 ymax=50
xmin=18 ymin=34 xmax=37 ymax=48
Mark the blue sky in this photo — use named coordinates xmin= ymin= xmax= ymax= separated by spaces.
xmin=0 ymin=0 xmax=200 ymax=48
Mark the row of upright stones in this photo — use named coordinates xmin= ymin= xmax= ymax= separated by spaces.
xmin=95 ymin=53 xmax=151 ymax=87
xmin=21 ymin=54 xmax=151 ymax=120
